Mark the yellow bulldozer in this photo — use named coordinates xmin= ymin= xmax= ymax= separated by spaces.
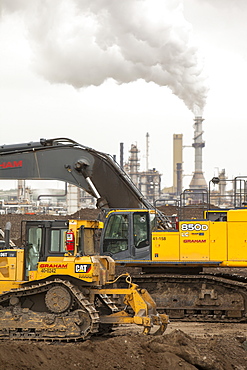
xmin=0 ymin=218 xmax=168 ymax=340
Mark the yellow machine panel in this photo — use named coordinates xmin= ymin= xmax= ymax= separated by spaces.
xmin=179 ymin=221 xmax=210 ymax=261
xmin=227 ymin=209 xmax=247 ymax=222
xmin=152 ymin=220 xmax=230 ymax=264
xmin=69 ymin=219 xmax=104 ymax=255
xmin=152 ymin=231 xmax=179 ymax=261
xmin=228 ymin=221 xmax=247 ymax=260
xmin=29 ymin=255 xmax=115 ymax=285
xmin=209 ymin=222 xmax=227 ymax=261
xmin=0 ymin=249 xmax=25 ymax=294
xmin=0 ymin=249 xmax=24 ymax=281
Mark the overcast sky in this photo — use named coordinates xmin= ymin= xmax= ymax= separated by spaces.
xmin=0 ymin=0 xmax=246 ymax=191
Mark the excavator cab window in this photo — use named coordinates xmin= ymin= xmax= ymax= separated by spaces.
xmin=150 ymin=213 xmax=156 ymax=230
xmin=133 ymin=212 xmax=149 ymax=249
xmin=103 ymin=214 xmax=129 ymax=255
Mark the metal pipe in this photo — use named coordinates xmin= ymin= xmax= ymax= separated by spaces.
xmin=4 ymin=222 xmax=11 ymax=249
xmin=84 ymin=176 xmax=101 ymax=199
xmin=38 ymin=182 xmax=68 ymax=200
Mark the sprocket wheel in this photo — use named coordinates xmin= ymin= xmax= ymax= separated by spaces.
xmin=45 ymin=285 xmax=72 ymax=313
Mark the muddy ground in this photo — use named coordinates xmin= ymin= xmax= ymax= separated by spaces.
xmin=0 ymin=323 xmax=247 ymax=370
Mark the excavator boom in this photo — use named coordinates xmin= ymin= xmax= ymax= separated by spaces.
xmin=0 ymin=138 xmax=150 ymax=210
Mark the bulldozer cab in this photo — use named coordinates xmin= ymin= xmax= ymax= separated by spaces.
xmin=101 ymin=210 xmax=155 ymax=260
xmin=23 ymin=220 xmax=68 ymax=278
xmin=23 ymin=219 xmax=104 ymax=279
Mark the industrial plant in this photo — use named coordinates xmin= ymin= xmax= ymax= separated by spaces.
xmin=0 ymin=115 xmax=230 ymax=214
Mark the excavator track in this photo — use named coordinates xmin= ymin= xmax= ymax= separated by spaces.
xmin=115 ymin=273 xmax=247 ymax=323
xmin=0 ymin=279 xmax=100 ymax=341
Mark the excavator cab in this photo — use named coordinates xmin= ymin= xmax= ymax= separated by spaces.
xmin=101 ymin=209 xmax=155 ymax=260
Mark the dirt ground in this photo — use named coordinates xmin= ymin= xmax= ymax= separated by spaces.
xmin=0 ymin=323 xmax=246 ymax=370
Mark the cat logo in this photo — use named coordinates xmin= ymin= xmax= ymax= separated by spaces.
xmin=75 ymin=264 xmax=91 ymax=273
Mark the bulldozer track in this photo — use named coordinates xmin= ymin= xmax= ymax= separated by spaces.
xmin=0 ymin=279 xmax=100 ymax=341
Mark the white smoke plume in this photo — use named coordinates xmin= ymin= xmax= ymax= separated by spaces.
xmin=0 ymin=0 xmax=208 ymax=112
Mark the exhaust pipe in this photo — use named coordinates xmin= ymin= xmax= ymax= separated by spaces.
xmin=4 ymin=222 xmax=11 ymax=249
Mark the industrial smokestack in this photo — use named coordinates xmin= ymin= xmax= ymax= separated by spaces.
xmin=146 ymin=133 xmax=149 ymax=171
xmin=173 ymin=134 xmax=183 ymax=194
xmin=189 ymin=116 xmax=207 ymax=189
xmin=18 ymin=180 xmax=25 ymax=202
xmin=128 ymin=144 xmax=140 ymax=187
xmin=176 ymin=163 xmax=182 ymax=195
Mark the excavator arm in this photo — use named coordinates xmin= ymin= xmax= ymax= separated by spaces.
xmin=0 ymin=138 xmax=151 ymax=210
